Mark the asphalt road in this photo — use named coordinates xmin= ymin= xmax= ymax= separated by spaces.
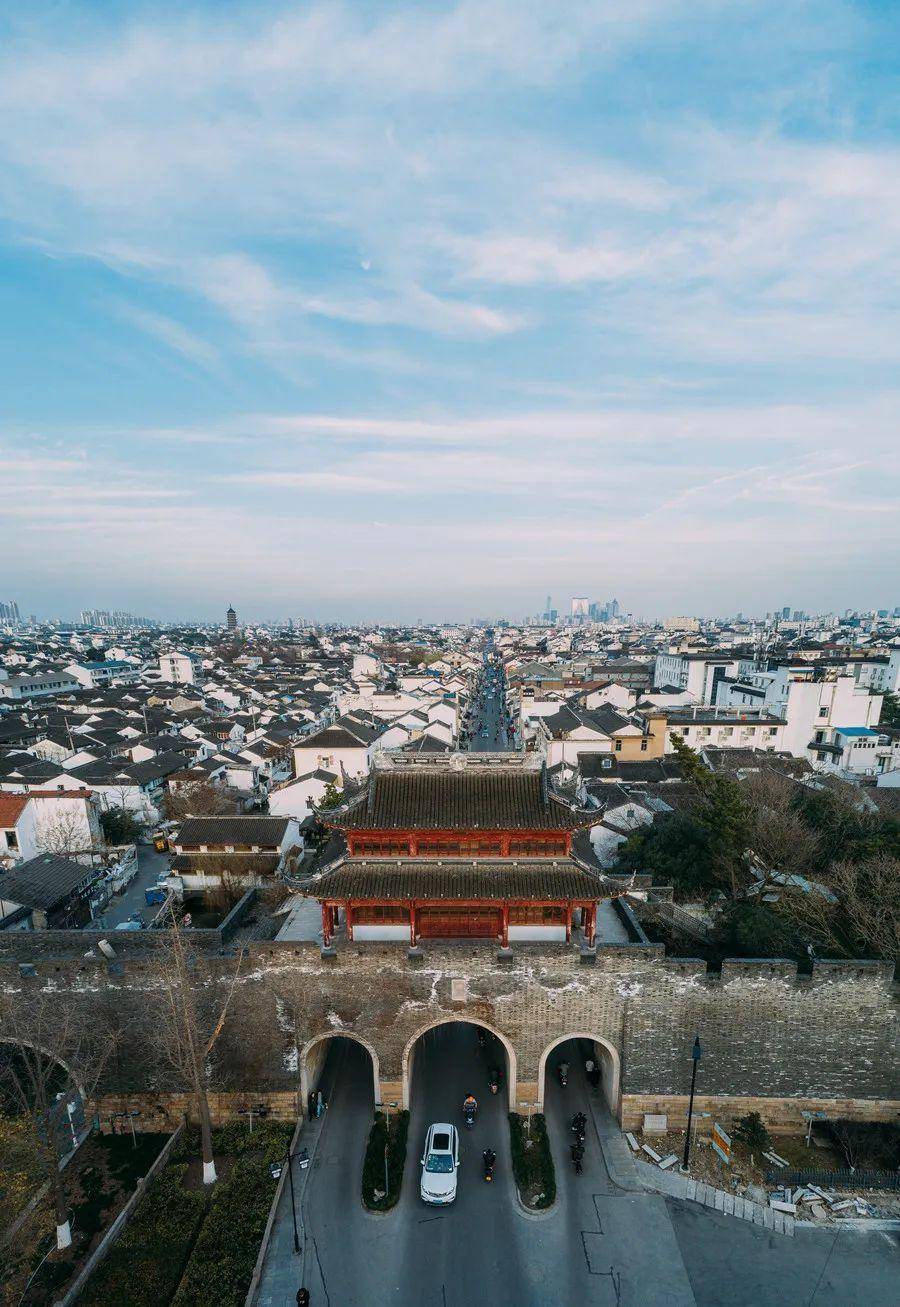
xmin=90 ymin=842 xmax=170 ymax=929
xmin=467 ymin=654 xmax=510 ymax=752
xmin=263 ymin=1035 xmax=900 ymax=1307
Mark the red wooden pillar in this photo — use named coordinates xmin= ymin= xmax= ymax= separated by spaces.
xmin=565 ymin=903 xmax=572 ymax=943
xmin=321 ymin=902 xmax=332 ymax=946
xmin=346 ymin=902 xmax=354 ymax=942
xmin=500 ymin=903 xmax=509 ymax=948
xmin=585 ymin=903 xmax=596 ymax=947
xmin=409 ymin=835 xmax=418 ymax=856
xmin=409 ymin=903 xmax=417 ymax=945
xmin=500 ymin=832 xmax=511 ymax=857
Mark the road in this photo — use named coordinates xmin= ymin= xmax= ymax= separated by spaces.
xmin=258 ymin=1035 xmax=900 ymax=1307
xmin=466 ymin=649 xmax=510 ymax=752
xmin=91 ymin=842 xmax=170 ymax=929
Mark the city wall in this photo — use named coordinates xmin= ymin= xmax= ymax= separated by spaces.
xmin=1 ymin=936 xmax=896 ymax=1134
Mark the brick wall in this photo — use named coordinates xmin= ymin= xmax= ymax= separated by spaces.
xmin=3 ymin=937 xmax=896 ymax=1128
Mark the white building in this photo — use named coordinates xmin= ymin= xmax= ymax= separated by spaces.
xmin=159 ymin=651 xmax=201 ymax=684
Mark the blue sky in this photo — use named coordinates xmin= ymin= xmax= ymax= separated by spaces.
xmin=1 ymin=1 xmax=898 ymax=622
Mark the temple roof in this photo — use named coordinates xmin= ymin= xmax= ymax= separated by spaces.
xmin=322 ymin=753 xmax=594 ymax=831
xmin=305 ymin=857 xmax=609 ymax=901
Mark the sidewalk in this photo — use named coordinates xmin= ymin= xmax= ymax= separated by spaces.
xmin=253 ymin=1110 xmax=328 ymax=1307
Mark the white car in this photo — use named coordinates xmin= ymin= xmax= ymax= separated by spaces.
xmin=420 ymin=1122 xmax=459 ymax=1204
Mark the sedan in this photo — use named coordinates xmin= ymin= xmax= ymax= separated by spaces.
xmin=420 ymin=1122 xmax=459 ymax=1204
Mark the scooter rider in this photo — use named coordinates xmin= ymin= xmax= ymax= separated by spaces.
xmin=482 ymin=1147 xmax=496 ymax=1176
xmin=463 ymin=1093 xmax=478 ymax=1121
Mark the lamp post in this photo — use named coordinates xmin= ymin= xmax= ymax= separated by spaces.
xmin=680 ymin=1035 xmax=702 ymax=1174
xmin=270 ymin=1144 xmax=302 ymax=1255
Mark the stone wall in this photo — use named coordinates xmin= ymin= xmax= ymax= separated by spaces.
xmin=2 ymin=936 xmax=897 ymax=1130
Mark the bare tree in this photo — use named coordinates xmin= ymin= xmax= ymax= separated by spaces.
xmin=740 ymin=771 xmax=823 ymax=876
xmin=776 ymin=853 xmax=900 ymax=962
xmin=152 ymin=911 xmax=245 ymax=1184
xmin=0 ymin=991 xmax=118 ymax=1250
xmin=34 ymin=807 xmax=96 ymax=861
xmin=162 ymin=780 xmax=242 ymax=824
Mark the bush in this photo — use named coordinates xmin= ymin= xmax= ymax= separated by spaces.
xmin=508 ymin=1113 xmax=555 ymax=1209
xmin=172 ymin=1155 xmax=282 ymax=1306
xmin=732 ymin=1111 xmax=771 ymax=1154
xmin=362 ymin=1110 xmax=409 ymax=1209
xmin=79 ymin=1165 xmax=206 ymax=1307
xmin=828 ymin=1120 xmax=900 ymax=1171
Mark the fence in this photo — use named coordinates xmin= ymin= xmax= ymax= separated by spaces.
xmin=765 ymin=1167 xmax=900 ymax=1192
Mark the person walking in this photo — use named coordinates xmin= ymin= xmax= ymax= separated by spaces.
xmin=297 ymin=1288 xmax=310 ymax=1306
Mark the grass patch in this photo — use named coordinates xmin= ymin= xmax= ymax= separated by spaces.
xmin=508 ymin=1113 xmax=555 ymax=1210
xmin=362 ymin=1111 xmax=409 ymax=1210
xmin=2 ymin=1132 xmax=170 ymax=1307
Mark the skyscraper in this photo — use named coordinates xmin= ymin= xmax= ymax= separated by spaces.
xmin=571 ymin=596 xmax=589 ymax=620
xmin=227 ymin=605 xmax=237 ymax=630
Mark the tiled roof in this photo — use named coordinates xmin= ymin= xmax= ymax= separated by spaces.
xmin=0 ymin=853 xmax=95 ymax=909
xmin=306 ymin=857 xmax=608 ymax=901
xmin=325 ymin=766 xmax=592 ymax=831
xmin=175 ymin=815 xmax=292 ymax=848
xmin=0 ymin=794 xmax=30 ymax=826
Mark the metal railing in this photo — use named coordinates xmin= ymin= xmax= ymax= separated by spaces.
xmin=765 ymin=1167 xmax=899 ymax=1192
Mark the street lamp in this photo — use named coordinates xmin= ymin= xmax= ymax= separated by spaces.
xmin=680 ymin=1035 xmax=702 ymax=1174
xmin=269 ymin=1142 xmax=303 ymax=1255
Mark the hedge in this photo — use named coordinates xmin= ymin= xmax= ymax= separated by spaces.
xmin=79 ymin=1164 xmax=206 ymax=1307
xmin=362 ymin=1110 xmax=410 ymax=1209
xmin=508 ymin=1112 xmax=556 ymax=1209
xmin=80 ymin=1122 xmax=292 ymax=1307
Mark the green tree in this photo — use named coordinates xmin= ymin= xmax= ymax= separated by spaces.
xmin=733 ymin=1111 xmax=771 ymax=1154
xmin=616 ymin=811 xmax=717 ymax=900
xmin=880 ymin=691 xmax=900 ymax=729
xmin=100 ymin=806 xmax=144 ymax=845
xmin=317 ymin=781 xmax=343 ymax=811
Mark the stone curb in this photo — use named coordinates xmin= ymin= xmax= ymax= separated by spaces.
xmin=638 ymin=1162 xmax=795 ymax=1237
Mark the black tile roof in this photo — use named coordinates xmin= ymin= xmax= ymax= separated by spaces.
xmin=175 ymin=815 xmax=293 ymax=847
xmin=306 ymin=857 xmax=608 ymax=901
xmin=325 ymin=766 xmax=593 ymax=831
xmin=0 ymin=853 xmax=96 ymax=910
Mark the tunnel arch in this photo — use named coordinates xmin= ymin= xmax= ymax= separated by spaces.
xmin=300 ymin=1031 xmax=381 ymax=1108
xmin=401 ymin=1016 xmax=518 ymax=1111
xmin=537 ymin=1032 xmax=621 ymax=1118
xmin=0 ymin=1037 xmax=86 ymax=1107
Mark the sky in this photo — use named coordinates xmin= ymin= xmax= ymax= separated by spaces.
xmin=0 ymin=0 xmax=898 ymax=623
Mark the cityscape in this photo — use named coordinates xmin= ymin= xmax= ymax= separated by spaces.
xmin=2 ymin=3 xmax=899 ymax=1307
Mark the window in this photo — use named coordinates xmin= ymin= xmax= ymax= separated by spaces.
xmin=819 ymin=708 xmax=828 ymax=718
xmin=508 ymin=905 xmax=566 ymax=925
xmin=614 ymin=740 xmax=622 ymax=752
xmin=640 ymin=740 xmax=648 ymax=752
xmin=354 ymin=904 xmax=409 ymax=923
xmin=4 ymin=830 xmax=18 ymax=850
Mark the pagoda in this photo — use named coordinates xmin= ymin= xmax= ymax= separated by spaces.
xmin=305 ymin=751 xmax=610 ymax=949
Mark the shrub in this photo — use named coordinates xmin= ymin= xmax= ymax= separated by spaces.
xmin=79 ymin=1165 xmax=206 ymax=1307
xmin=508 ymin=1113 xmax=555 ymax=1209
xmin=172 ymin=1155 xmax=281 ymax=1307
xmin=732 ymin=1111 xmax=771 ymax=1154
xmin=362 ymin=1110 xmax=409 ymax=1209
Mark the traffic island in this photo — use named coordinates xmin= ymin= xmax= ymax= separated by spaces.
xmin=508 ymin=1112 xmax=556 ymax=1211
xmin=362 ymin=1110 xmax=410 ymax=1211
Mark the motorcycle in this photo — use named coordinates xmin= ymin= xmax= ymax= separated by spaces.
xmin=571 ymin=1142 xmax=584 ymax=1175
xmin=482 ymin=1149 xmax=496 ymax=1183
xmin=463 ymin=1098 xmax=478 ymax=1129
xmin=571 ymin=1112 xmax=587 ymax=1145
xmin=557 ymin=1061 xmax=569 ymax=1088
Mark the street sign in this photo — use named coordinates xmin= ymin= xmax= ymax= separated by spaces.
xmin=711 ymin=1122 xmax=731 ymax=1164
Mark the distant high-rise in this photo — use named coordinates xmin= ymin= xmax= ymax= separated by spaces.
xmin=571 ymin=596 xmax=589 ymax=621
xmin=608 ymin=598 xmax=620 ymax=618
xmin=0 ymin=599 xmax=20 ymax=624
xmin=226 ymin=605 xmax=238 ymax=630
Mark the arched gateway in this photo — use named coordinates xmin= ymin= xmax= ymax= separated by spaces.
xmin=537 ymin=1032 xmax=621 ymax=1113
xmin=401 ymin=1016 xmax=518 ymax=1111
